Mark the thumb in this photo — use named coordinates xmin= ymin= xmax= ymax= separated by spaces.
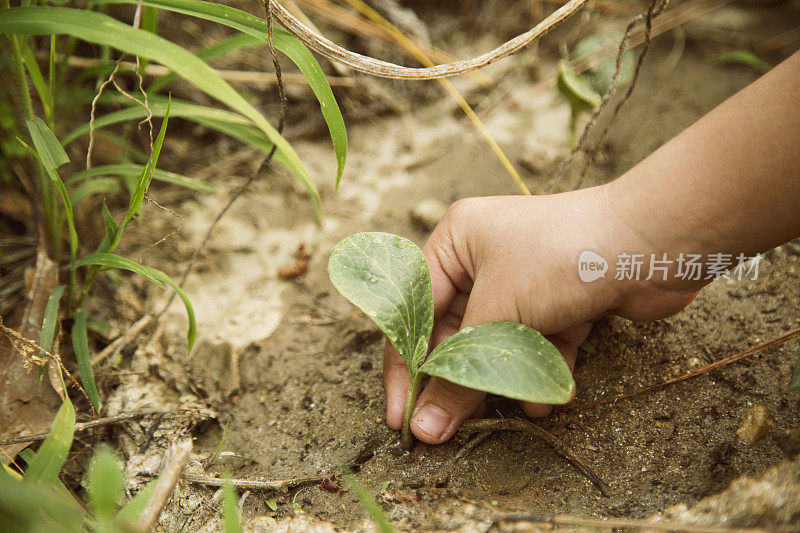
xmin=410 ymin=278 xmax=509 ymax=444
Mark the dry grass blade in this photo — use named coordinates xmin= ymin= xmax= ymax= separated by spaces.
xmin=268 ymin=0 xmax=591 ymax=79
xmin=337 ymin=0 xmax=530 ymax=195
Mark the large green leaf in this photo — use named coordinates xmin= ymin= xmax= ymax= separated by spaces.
xmin=23 ymin=399 xmax=75 ymax=485
xmin=0 ymin=6 xmax=323 ymax=219
xmin=572 ymin=34 xmax=635 ymax=95
xmin=419 ymin=322 xmax=575 ymax=404
xmin=72 ymin=310 xmax=102 ymax=413
xmin=98 ymin=0 xmax=347 ymax=187
xmin=328 ymin=232 xmax=433 ymax=376
xmin=76 ymin=252 xmax=196 ymax=351
xmin=85 ymin=446 xmax=124 ymax=521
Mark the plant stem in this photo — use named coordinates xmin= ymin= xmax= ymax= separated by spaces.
xmin=401 ymin=372 xmax=424 ymax=450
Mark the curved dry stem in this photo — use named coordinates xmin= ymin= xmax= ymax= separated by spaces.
xmin=265 ymin=0 xmax=591 ymax=80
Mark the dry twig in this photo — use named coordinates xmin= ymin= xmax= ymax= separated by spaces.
xmin=266 ymin=0 xmax=591 ymax=79
xmin=138 ymin=439 xmax=193 ymax=531
xmin=493 ymin=513 xmax=786 ymax=533
xmin=0 ymin=409 xmax=162 ymax=446
xmin=574 ymin=328 xmax=800 ymax=411
xmin=186 ymin=473 xmax=324 ymax=491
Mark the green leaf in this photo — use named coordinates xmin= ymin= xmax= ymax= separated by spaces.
xmin=419 ymin=322 xmax=575 ymax=404
xmin=341 ymin=466 xmax=395 ymax=533
xmin=98 ymin=0 xmax=347 ymax=187
xmin=76 ymin=252 xmax=196 ymax=351
xmin=23 ymin=399 xmax=75 ymax=485
xmin=265 ymin=498 xmax=277 ymax=512
xmin=222 ymin=476 xmax=243 ymax=533
xmin=556 ymin=59 xmax=601 ymax=114
xmin=328 ymin=232 xmax=433 ymax=377
xmin=69 ymin=164 xmax=217 ymax=193
xmin=85 ymin=446 xmax=124 ymax=521
xmin=789 ymin=355 xmax=800 ymax=390
xmin=72 ymin=310 xmax=102 ymax=413
xmin=572 ymin=34 xmax=634 ymax=95
xmin=0 ymin=464 xmax=83 ymax=531
xmin=714 ymin=50 xmax=771 ymax=74
xmin=40 ymin=284 xmax=65 ymax=353
xmin=0 ymin=6 xmax=323 ymax=220
xmin=23 ymin=115 xmax=67 ymax=171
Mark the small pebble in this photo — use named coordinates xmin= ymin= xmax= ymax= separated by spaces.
xmin=736 ymin=405 xmax=769 ymax=444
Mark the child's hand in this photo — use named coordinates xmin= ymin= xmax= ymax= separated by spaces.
xmin=383 ymin=188 xmax=697 ymax=444
xmin=383 ymin=51 xmax=799 ymax=445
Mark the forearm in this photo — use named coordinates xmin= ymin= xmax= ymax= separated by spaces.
xmin=607 ymin=51 xmax=800 ymax=282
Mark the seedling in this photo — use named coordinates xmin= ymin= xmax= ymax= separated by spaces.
xmin=557 ymin=34 xmax=634 ymax=148
xmin=328 ymin=232 xmax=575 ymax=448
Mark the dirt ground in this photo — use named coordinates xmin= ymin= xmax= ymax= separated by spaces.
xmin=47 ymin=1 xmax=800 ymax=530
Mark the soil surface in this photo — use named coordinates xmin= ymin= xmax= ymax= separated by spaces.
xmin=65 ymin=1 xmax=800 ymax=530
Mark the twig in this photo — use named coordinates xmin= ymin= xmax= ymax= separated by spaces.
xmin=574 ymin=328 xmax=800 ymax=411
xmin=137 ymin=439 xmax=193 ymax=531
xmin=0 ymin=409 xmax=162 ymax=445
xmin=186 ymin=473 xmax=324 ymax=491
xmin=493 ymin=513 xmax=785 ymax=533
xmin=459 ymin=418 xmax=611 ymax=496
xmin=265 ymin=0 xmax=591 ymax=79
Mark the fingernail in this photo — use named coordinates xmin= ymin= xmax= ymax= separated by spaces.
xmin=412 ymin=404 xmax=451 ymax=440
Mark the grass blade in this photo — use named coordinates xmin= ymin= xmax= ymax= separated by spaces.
xmin=40 ymin=284 xmax=65 ymax=352
xmin=341 ymin=466 xmax=395 ymax=533
xmin=23 ymin=46 xmax=54 ymax=124
xmin=63 ymin=96 xmax=294 ymax=170
xmin=69 ymin=177 xmax=121 ymax=205
xmin=72 ymin=310 xmax=102 ymax=413
xmin=222 ymin=475 xmax=243 ymax=533
xmin=98 ymin=0 xmax=347 ymax=187
xmin=76 ymin=252 xmax=196 ymax=351
xmin=23 ymin=399 xmax=75 ymax=485
xmin=0 ymin=464 xmax=83 ymax=531
xmin=86 ymin=446 xmax=124 ymax=521
xmin=0 ymin=6 xmax=323 ymax=219
xmin=116 ymin=481 xmax=156 ymax=527
xmin=148 ymin=32 xmax=262 ymax=94
xmin=22 ymin=117 xmax=78 ymax=283
xmin=69 ymin=164 xmax=217 ymax=193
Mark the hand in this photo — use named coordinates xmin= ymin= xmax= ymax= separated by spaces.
xmin=383 ymin=186 xmax=698 ymax=444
